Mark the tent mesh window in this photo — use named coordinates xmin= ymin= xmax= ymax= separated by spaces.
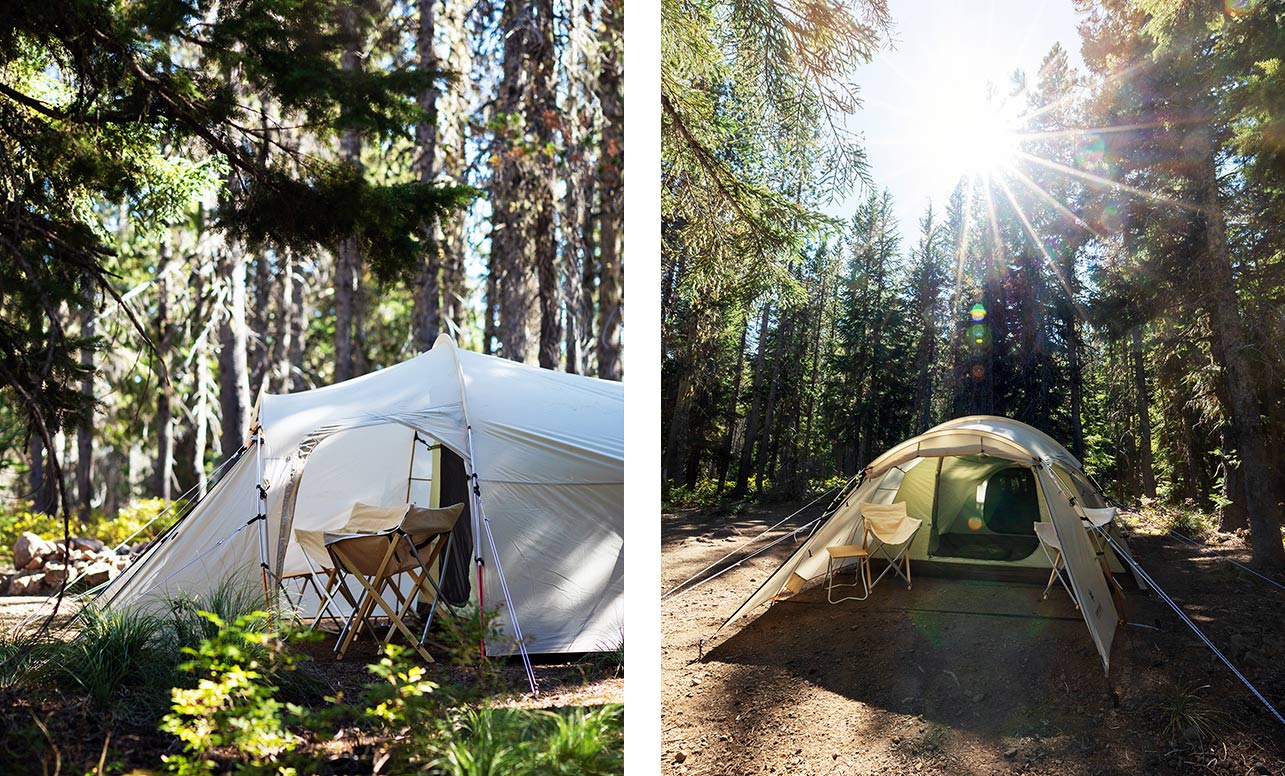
xmin=927 ymin=458 xmax=1041 ymax=562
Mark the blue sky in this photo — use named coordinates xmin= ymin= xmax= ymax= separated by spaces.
xmin=831 ymin=0 xmax=1086 ymax=241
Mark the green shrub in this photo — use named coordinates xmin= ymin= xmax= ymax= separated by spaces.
xmin=0 ymin=498 xmax=174 ymax=561
xmin=160 ymin=612 xmax=305 ymax=776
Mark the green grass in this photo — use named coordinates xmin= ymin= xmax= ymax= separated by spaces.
xmin=39 ymin=606 xmax=170 ymax=708
xmin=1156 ymin=683 xmax=1226 ymax=744
xmin=430 ymin=705 xmax=624 ymax=776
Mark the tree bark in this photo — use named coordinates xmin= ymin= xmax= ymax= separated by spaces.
xmin=334 ymin=2 xmax=365 ymax=381
xmin=217 ymin=248 xmax=252 ymax=461
xmin=595 ymin=0 xmax=623 ymax=379
xmin=1129 ymin=327 xmax=1156 ymax=499
xmin=155 ymin=240 xmax=175 ymax=500
xmin=412 ymin=0 xmax=441 ymax=353
xmin=732 ymin=301 xmax=771 ymax=498
xmin=77 ymin=287 xmax=94 ymax=520
xmin=715 ymin=311 xmax=750 ymax=492
xmin=1191 ymin=129 xmax=1283 ymax=569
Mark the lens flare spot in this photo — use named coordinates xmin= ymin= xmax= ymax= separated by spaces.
xmin=1044 ymin=234 xmax=1068 ymax=260
xmin=968 ymin=517 xmax=984 ymax=531
xmin=969 ymin=303 xmax=987 ymax=322
xmin=969 ymin=323 xmax=989 ymax=346
xmin=1075 ymin=134 xmax=1106 ymax=171
xmin=1226 ymin=0 xmax=1261 ymax=15
xmin=1101 ymin=201 xmax=1123 ymax=232
xmin=970 ymin=364 xmax=986 ymax=382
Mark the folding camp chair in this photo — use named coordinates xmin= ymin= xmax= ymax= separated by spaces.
xmin=861 ymin=503 xmax=922 ymax=591
xmin=326 ymin=502 xmax=464 ymax=662
xmin=294 ymin=502 xmax=412 ymax=632
xmin=1033 ymin=521 xmax=1078 ymax=608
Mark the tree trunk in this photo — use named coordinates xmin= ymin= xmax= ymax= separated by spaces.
xmin=271 ymin=251 xmax=294 ymax=392
xmin=595 ymin=0 xmax=623 ymax=379
xmin=334 ymin=2 xmax=365 ymax=381
xmin=155 ymin=240 xmax=175 ymax=500
xmin=250 ymin=253 xmax=271 ymax=392
xmin=1192 ymin=130 xmax=1283 ymax=569
xmin=715 ymin=312 xmax=750 ymax=492
xmin=437 ymin=0 xmax=471 ymax=341
xmin=287 ymin=257 xmax=307 ymax=391
xmin=581 ymin=183 xmax=599 ymax=372
xmin=1130 ymin=327 xmax=1156 ymax=499
xmin=77 ymin=289 xmax=94 ymax=520
xmin=412 ymin=0 xmax=441 ymax=353
xmin=217 ymin=248 xmax=252 ymax=460
xmin=1065 ymin=283 xmax=1085 ymax=460
xmin=755 ymin=316 xmax=789 ymax=495
xmin=492 ymin=0 xmax=554 ymax=364
xmin=732 ymin=301 xmax=771 ymax=497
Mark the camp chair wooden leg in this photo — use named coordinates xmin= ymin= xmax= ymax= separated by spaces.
xmin=333 ymin=540 xmax=400 ymax=658
xmin=347 ymin=565 xmax=433 ymax=662
xmin=1042 ymin=564 xmax=1060 ymax=600
xmin=904 ymin=553 xmax=912 ymax=590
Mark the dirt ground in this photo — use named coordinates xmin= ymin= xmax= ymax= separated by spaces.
xmin=662 ymin=503 xmax=1285 ymax=775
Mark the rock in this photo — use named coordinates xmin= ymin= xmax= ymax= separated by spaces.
xmin=9 ymin=571 xmax=45 ymax=595
xmin=22 ymin=556 xmax=43 ymax=571
xmin=1004 ymin=747 xmax=1019 ymax=759
xmin=82 ymin=562 xmax=116 ymax=587
xmin=42 ymin=563 xmax=68 ymax=589
xmin=13 ymin=532 xmax=53 ymax=570
xmin=674 ymin=751 xmax=688 ymax=764
xmin=70 ymin=537 xmax=105 ymax=553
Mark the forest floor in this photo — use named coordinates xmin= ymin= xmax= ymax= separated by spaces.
xmin=661 ymin=502 xmax=1285 ymax=775
xmin=0 ymin=597 xmax=623 ymax=772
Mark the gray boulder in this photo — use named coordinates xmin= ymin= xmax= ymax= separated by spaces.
xmin=69 ymin=537 xmax=105 ymax=553
xmin=9 ymin=570 xmax=45 ymax=596
xmin=82 ymin=562 xmax=116 ymax=587
xmin=13 ymin=532 xmax=54 ymax=570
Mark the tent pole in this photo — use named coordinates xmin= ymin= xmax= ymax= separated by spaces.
xmin=254 ymin=430 xmax=272 ymax=612
xmin=446 ymin=343 xmax=537 ymax=692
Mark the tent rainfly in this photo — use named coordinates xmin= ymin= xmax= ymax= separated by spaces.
xmin=721 ymin=416 xmax=1139 ymax=672
xmin=95 ymin=334 xmax=623 ymax=665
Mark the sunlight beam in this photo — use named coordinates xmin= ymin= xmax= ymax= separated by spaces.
xmin=1014 ymin=150 xmax=1206 ymax=214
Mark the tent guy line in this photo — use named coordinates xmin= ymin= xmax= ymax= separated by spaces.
xmin=661 ymin=483 xmax=843 ymax=602
xmin=1167 ymin=530 xmax=1285 ymax=594
xmin=1100 ymin=532 xmax=1285 ymax=727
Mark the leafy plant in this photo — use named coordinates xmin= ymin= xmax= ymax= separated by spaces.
xmin=159 ymin=611 xmax=304 ymax=776
xmin=0 ymin=498 xmax=174 ymax=564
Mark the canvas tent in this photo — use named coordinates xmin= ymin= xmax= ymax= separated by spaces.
xmin=722 ymin=416 xmax=1137 ymax=672
xmin=95 ymin=335 xmax=624 ymax=660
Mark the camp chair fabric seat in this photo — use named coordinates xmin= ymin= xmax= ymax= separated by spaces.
xmin=1080 ymin=506 xmax=1116 ymax=529
xmin=1033 ymin=521 xmax=1077 ymax=607
xmin=861 ymin=503 xmax=922 ymax=591
xmin=325 ymin=502 xmax=464 ymax=661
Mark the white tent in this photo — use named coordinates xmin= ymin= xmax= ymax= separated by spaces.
xmin=722 ymin=416 xmax=1136 ymax=672
xmin=96 ymin=335 xmax=623 ymax=660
